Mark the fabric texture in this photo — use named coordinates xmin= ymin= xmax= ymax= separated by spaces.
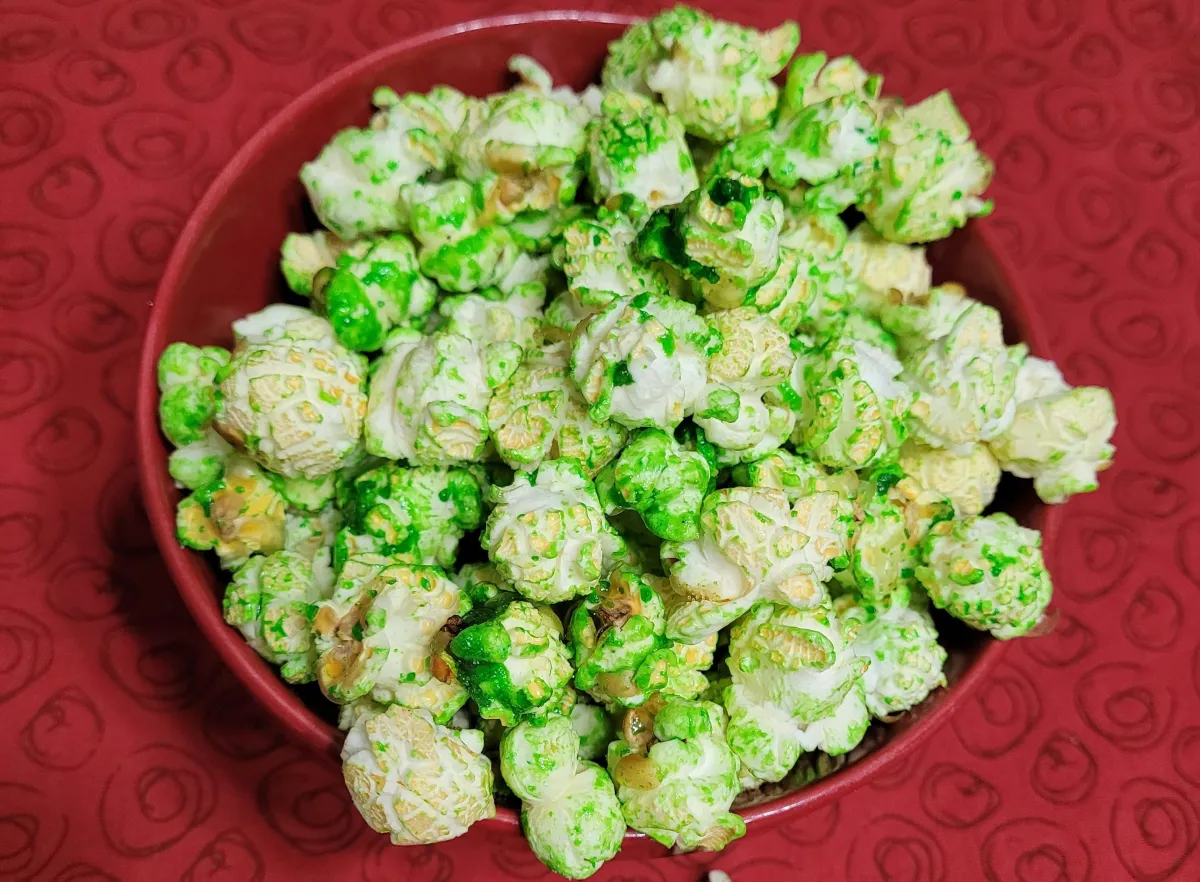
xmin=1 ymin=1 xmax=1197 ymax=879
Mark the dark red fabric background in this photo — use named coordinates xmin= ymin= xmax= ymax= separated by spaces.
xmin=2 ymin=1 xmax=1199 ymax=879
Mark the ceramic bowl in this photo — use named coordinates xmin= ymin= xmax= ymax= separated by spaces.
xmin=137 ymin=10 xmax=1056 ymax=852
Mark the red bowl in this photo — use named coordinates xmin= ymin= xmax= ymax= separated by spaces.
xmin=137 ymin=10 xmax=1058 ymax=852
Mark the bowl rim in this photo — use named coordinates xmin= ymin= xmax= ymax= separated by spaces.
xmin=136 ymin=8 xmax=1060 ymax=841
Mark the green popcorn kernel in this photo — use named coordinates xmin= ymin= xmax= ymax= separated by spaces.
xmin=177 ymin=456 xmax=287 ymax=569
xmin=795 ymin=678 xmax=870 ymax=756
xmin=587 ymin=92 xmax=698 ymax=218
xmin=313 ymin=234 xmax=436 ymax=352
xmin=839 ymin=589 xmax=948 ymax=719
xmin=213 ymin=309 xmax=368 ymax=479
xmin=176 ymin=495 xmax=218 ymax=551
xmin=837 ymin=494 xmax=912 ymax=602
xmin=571 ymin=700 xmax=615 ymax=762
xmin=740 ymin=243 xmax=812 ymax=335
xmin=790 ymin=332 xmax=914 ymax=470
xmin=642 ymin=173 xmax=784 ymax=310
xmin=435 ymin=282 xmax=544 ymax=389
xmin=569 ymin=565 xmax=669 ymax=708
xmin=337 ymin=694 xmax=387 ymax=732
xmin=861 ymin=91 xmax=994 ymax=244
xmin=509 ymin=52 xmax=603 ymax=114
xmin=840 ymin=309 xmax=899 ymax=354
xmin=607 ymin=696 xmax=744 ymax=851
xmin=916 ymin=512 xmax=1052 ymax=639
xmin=842 ymin=223 xmax=932 ymax=318
xmin=885 ymin=475 xmax=958 ymax=550
xmin=501 ymin=712 xmax=582 ymax=803
xmin=280 ymin=230 xmax=368 ymax=297
xmin=278 ymin=471 xmax=338 ymax=513
xmin=542 ymin=289 xmax=596 ymax=342
xmin=783 ymin=52 xmax=883 ymax=110
xmin=302 ymin=88 xmax=460 ymax=238
xmin=449 ymin=597 xmax=574 ymax=726
xmin=658 ymin=582 xmax=758 ymax=648
xmin=157 ymin=342 xmax=231 ymax=448
xmin=902 ymin=301 xmax=1026 ymax=452
xmin=342 ymin=705 xmax=494 ymax=845
xmin=364 ymin=329 xmax=493 ymax=465
xmin=731 ymin=449 xmax=859 ymax=504
xmin=601 ymin=20 xmax=663 ymax=96
xmin=283 ymin=505 xmax=340 ymax=598
xmin=320 ymin=546 xmax=397 ymax=611
xmin=877 ymin=282 xmax=973 ymax=357
xmin=728 ymin=601 xmax=866 ymax=727
xmin=695 ymin=307 xmax=796 ymax=457
xmin=654 ymin=632 xmax=718 ymax=702
xmin=644 ymin=7 xmax=799 ymax=142
xmin=340 ymin=462 xmax=484 ymax=569
xmin=374 ymin=84 xmax=481 ymax=156
xmin=988 ymin=356 xmax=1116 ymax=505
xmin=314 ymin=563 xmax=467 ymax=718
xmin=724 ymin=600 xmax=868 ymax=781
xmin=228 ymin=303 xmax=341 ymax=349
xmin=731 ymin=67 xmax=880 ymax=210
xmin=709 ymin=403 xmax=799 ymax=469
xmin=454 ymin=562 xmax=513 ymax=609
xmin=570 ymin=289 xmax=717 ymax=431
xmin=488 ymin=342 xmax=628 ymax=475
xmin=595 ymin=428 xmax=713 ymax=542
xmin=168 ymin=429 xmax=233 ymax=490
xmin=483 ymin=459 xmax=626 ymax=603
xmin=522 ymin=762 xmax=623 ymax=879
xmin=553 ymin=210 xmax=671 ymax=309
xmin=899 ymin=440 xmax=1001 ymax=518
xmin=773 ymin=206 xmax=857 ymax=338
xmin=398 ymin=179 xmax=524 ymax=294
xmin=454 ymin=89 xmax=588 ymax=224
xmin=224 ymin=550 xmax=329 ymax=684
xmin=507 ymin=203 xmax=586 ymax=252
xmin=502 ymin=715 xmax=624 ymax=879
xmin=451 ymin=618 xmax=512 ymax=663
xmin=661 ymin=487 xmax=855 ymax=642
xmin=722 ymin=695 xmax=804 ymax=787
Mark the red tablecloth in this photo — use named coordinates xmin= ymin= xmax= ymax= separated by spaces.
xmin=3 ymin=1 xmax=1198 ymax=879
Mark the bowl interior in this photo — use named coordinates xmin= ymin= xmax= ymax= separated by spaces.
xmin=138 ymin=12 xmax=1052 ymax=853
